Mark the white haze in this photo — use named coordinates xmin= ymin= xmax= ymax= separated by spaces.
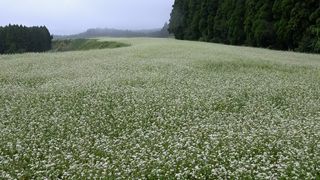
xmin=0 ymin=0 xmax=174 ymax=35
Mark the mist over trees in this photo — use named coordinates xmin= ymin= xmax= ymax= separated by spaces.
xmin=54 ymin=23 xmax=170 ymax=39
xmin=169 ymin=0 xmax=320 ymax=53
xmin=0 ymin=24 xmax=52 ymax=54
xmin=159 ymin=22 xmax=170 ymax=37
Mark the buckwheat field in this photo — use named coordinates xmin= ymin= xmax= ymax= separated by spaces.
xmin=1 ymin=38 xmax=320 ymax=179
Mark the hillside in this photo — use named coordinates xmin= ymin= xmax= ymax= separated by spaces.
xmin=0 ymin=38 xmax=320 ymax=179
xmin=51 ymin=39 xmax=130 ymax=52
xmin=54 ymin=25 xmax=169 ymax=39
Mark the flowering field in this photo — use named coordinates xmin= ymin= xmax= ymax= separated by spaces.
xmin=0 ymin=38 xmax=320 ymax=179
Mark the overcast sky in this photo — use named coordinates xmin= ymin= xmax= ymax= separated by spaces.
xmin=0 ymin=0 xmax=174 ymax=35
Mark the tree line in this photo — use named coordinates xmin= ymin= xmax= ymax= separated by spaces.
xmin=0 ymin=24 xmax=52 ymax=54
xmin=169 ymin=0 xmax=320 ymax=53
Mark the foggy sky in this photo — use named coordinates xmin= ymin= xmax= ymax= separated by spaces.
xmin=0 ymin=0 xmax=174 ymax=35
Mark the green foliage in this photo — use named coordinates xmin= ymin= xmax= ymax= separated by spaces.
xmin=213 ymin=0 xmax=232 ymax=43
xmin=252 ymin=0 xmax=275 ymax=47
xmin=228 ymin=0 xmax=246 ymax=45
xmin=198 ymin=0 xmax=209 ymax=40
xmin=169 ymin=0 xmax=189 ymax=39
xmin=206 ymin=0 xmax=220 ymax=41
xmin=51 ymin=39 xmax=130 ymax=52
xmin=0 ymin=27 xmax=5 ymax=54
xmin=169 ymin=0 xmax=320 ymax=53
xmin=0 ymin=24 xmax=52 ymax=54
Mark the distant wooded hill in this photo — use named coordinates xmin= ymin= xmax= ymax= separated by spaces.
xmin=54 ymin=23 xmax=170 ymax=39
xmin=169 ymin=0 xmax=320 ymax=53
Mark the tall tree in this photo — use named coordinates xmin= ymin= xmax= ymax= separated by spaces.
xmin=295 ymin=0 xmax=320 ymax=52
xmin=0 ymin=27 xmax=4 ymax=54
xmin=251 ymin=0 xmax=276 ymax=47
xmin=199 ymin=0 xmax=209 ymax=41
xmin=169 ymin=0 xmax=320 ymax=53
xmin=169 ymin=0 xmax=188 ymax=39
xmin=207 ymin=0 xmax=220 ymax=42
xmin=228 ymin=0 xmax=246 ymax=45
xmin=0 ymin=24 xmax=52 ymax=54
xmin=213 ymin=0 xmax=233 ymax=43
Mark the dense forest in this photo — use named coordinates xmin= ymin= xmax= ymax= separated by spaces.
xmin=169 ymin=0 xmax=320 ymax=53
xmin=0 ymin=24 xmax=52 ymax=54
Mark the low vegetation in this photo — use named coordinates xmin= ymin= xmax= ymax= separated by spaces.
xmin=0 ymin=38 xmax=319 ymax=179
xmin=51 ymin=39 xmax=130 ymax=52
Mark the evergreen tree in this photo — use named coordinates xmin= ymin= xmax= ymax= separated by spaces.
xmin=213 ymin=0 xmax=233 ymax=43
xmin=251 ymin=0 xmax=275 ymax=47
xmin=207 ymin=0 xmax=220 ymax=42
xmin=0 ymin=24 xmax=52 ymax=54
xmin=184 ymin=0 xmax=201 ymax=40
xmin=0 ymin=27 xmax=4 ymax=54
xmin=169 ymin=0 xmax=188 ymax=39
xmin=199 ymin=0 xmax=209 ymax=41
xmin=228 ymin=0 xmax=246 ymax=45
xmin=169 ymin=0 xmax=319 ymax=53
xmin=272 ymin=0 xmax=295 ymax=49
xmin=294 ymin=0 xmax=319 ymax=52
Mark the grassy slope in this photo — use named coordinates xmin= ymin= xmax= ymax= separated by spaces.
xmin=51 ymin=39 xmax=130 ymax=52
xmin=0 ymin=38 xmax=320 ymax=179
